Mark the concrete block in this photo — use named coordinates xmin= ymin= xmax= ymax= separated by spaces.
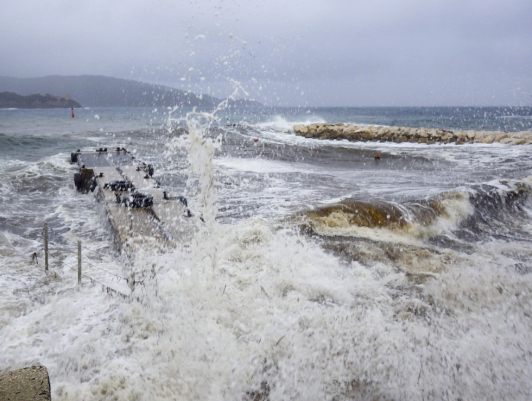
xmin=0 ymin=366 xmax=51 ymax=401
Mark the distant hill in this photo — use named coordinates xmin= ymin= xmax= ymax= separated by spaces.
xmin=0 ymin=75 xmax=262 ymax=108
xmin=0 ymin=91 xmax=82 ymax=109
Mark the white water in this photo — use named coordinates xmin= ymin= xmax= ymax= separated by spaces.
xmin=3 ymin=215 xmax=532 ymax=399
xmin=2 ymin=109 xmax=532 ymax=400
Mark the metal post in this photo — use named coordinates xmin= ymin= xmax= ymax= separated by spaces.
xmin=77 ymin=240 xmax=81 ymax=284
xmin=44 ymin=223 xmax=48 ymax=272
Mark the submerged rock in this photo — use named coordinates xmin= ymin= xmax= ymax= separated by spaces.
xmin=291 ymin=123 xmax=532 ymax=145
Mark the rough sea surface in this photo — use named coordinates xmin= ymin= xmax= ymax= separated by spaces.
xmin=1 ymin=106 xmax=532 ymax=400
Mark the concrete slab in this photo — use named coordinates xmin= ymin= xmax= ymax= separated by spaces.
xmin=0 ymin=366 xmax=51 ymax=401
xmin=74 ymin=150 xmax=197 ymax=255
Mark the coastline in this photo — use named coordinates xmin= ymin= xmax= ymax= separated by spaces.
xmin=0 ymin=91 xmax=82 ymax=109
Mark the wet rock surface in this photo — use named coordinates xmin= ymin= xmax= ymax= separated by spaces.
xmin=292 ymin=123 xmax=532 ymax=145
xmin=0 ymin=366 xmax=51 ymax=401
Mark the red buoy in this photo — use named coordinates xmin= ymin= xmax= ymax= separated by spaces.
xmin=253 ymin=138 xmax=258 ymax=142
xmin=374 ymin=152 xmax=381 ymax=159
xmin=71 ymin=108 xmax=75 ymax=118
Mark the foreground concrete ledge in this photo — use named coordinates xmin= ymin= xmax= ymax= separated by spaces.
xmin=0 ymin=366 xmax=51 ymax=401
xmin=292 ymin=123 xmax=532 ymax=145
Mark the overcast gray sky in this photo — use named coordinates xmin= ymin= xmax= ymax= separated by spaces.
xmin=1 ymin=0 xmax=531 ymax=106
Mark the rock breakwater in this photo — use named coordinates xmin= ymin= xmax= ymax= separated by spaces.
xmin=292 ymin=123 xmax=532 ymax=145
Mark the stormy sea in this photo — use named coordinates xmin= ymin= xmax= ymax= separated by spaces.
xmin=1 ymin=105 xmax=532 ymax=400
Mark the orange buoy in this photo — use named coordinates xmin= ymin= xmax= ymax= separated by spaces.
xmin=374 ymin=152 xmax=381 ymax=159
xmin=253 ymin=138 xmax=259 ymax=142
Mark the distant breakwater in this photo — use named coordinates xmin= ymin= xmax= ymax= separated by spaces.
xmin=292 ymin=123 xmax=532 ymax=145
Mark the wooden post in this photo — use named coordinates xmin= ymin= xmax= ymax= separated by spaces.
xmin=77 ymin=240 xmax=81 ymax=284
xmin=44 ymin=223 xmax=48 ymax=272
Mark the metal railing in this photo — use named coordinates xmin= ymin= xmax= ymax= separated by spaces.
xmin=41 ymin=222 xmax=129 ymax=298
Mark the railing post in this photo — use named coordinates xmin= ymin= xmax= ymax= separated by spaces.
xmin=78 ymin=240 xmax=81 ymax=284
xmin=44 ymin=223 xmax=48 ymax=272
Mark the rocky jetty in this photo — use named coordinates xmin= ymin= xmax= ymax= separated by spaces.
xmin=292 ymin=123 xmax=532 ymax=145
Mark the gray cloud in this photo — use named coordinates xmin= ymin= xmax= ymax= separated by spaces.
xmin=1 ymin=0 xmax=530 ymax=106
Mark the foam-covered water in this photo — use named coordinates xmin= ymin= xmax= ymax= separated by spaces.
xmin=1 ymin=106 xmax=532 ymax=400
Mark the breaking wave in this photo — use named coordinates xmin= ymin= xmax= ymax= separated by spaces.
xmin=297 ymin=178 xmax=532 ymax=245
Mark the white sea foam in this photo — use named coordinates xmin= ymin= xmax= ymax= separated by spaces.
xmin=254 ymin=115 xmax=326 ymax=133
xmin=216 ymin=157 xmax=326 ymax=175
xmin=2 ymin=107 xmax=532 ymax=400
xmin=2 ymin=216 xmax=532 ymax=400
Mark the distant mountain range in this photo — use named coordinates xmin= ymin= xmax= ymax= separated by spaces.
xmin=0 ymin=92 xmax=82 ymax=109
xmin=0 ymin=75 xmax=262 ymax=108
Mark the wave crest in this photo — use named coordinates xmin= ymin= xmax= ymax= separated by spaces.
xmin=297 ymin=191 xmax=472 ymax=242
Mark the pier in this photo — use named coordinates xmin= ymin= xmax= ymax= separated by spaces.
xmin=72 ymin=148 xmax=196 ymax=255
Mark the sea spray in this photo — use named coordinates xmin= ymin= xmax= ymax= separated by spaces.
xmin=164 ymin=110 xmax=220 ymax=273
xmin=165 ymin=84 xmax=247 ymax=271
xmin=124 ymin=106 xmax=532 ymax=399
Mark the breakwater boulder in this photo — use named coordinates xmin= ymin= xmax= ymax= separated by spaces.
xmin=292 ymin=123 xmax=532 ymax=145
